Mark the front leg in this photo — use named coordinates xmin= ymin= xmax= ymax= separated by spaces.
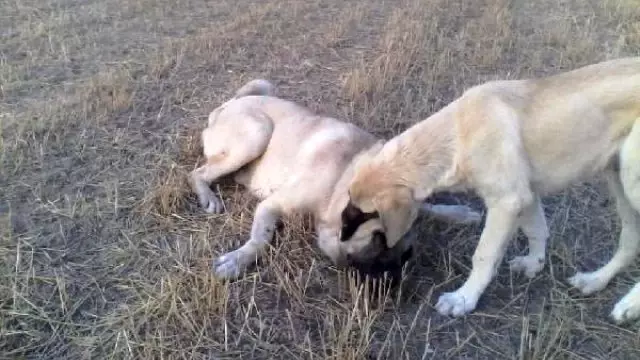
xmin=213 ymin=196 xmax=283 ymax=279
xmin=435 ymin=197 xmax=522 ymax=317
xmin=509 ymin=195 xmax=549 ymax=278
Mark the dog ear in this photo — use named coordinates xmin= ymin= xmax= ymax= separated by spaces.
xmin=378 ymin=187 xmax=419 ymax=248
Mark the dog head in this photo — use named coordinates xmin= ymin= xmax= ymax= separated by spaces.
xmin=341 ymin=144 xmax=420 ymax=251
xmin=337 ymin=193 xmax=418 ymax=284
xmin=328 ymin=143 xmax=419 ymax=282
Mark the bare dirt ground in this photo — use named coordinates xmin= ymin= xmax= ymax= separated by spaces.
xmin=1 ymin=0 xmax=640 ymax=358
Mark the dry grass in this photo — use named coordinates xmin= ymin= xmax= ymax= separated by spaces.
xmin=2 ymin=0 xmax=640 ymax=358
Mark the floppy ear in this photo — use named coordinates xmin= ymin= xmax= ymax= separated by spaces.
xmin=378 ymin=188 xmax=420 ymax=248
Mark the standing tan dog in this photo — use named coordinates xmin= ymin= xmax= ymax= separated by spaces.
xmin=342 ymin=57 xmax=640 ymax=324
xmin=189 ymin=79 xmax=481 ymax=281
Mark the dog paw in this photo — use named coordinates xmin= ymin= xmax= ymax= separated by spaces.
xmin=611 ymin=292 xmax=640 ymax=324
xmin=509 ymin=255 xmax=544 ymax=278
xmin=213 ymin=250 xmax=246 ymax=279
xmin=198 ymin=191 xmax=224 ymax=214
xmin=435 ymin=290 xmax=478 ymax=317
xmin=568 ymin=271 xmax=609 ymax=295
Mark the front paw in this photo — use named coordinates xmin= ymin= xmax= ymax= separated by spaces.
xmin=568 ymin=271 xmax=609 ymax=295
xmin=213 ymin=249 xmax=248 ymax=279
xmin=509 ymin=255 xmax=544 ymax=278
xmin=611 ymin=292 xmax=640 ymax=325
xmin=435 ymin=290 xmax=479 ymax=317
xmin=198 ymin=190 xmax=224 ymax=214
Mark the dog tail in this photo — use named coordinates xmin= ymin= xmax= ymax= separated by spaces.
xmin=233 ymin=79 xmax=276 ymax=99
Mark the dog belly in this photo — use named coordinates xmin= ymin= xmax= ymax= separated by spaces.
xmin=527 ymin=137 xmax=620 ymax=194
xmin=231 ymin=125 xmax=313 ymax=198
xmin=521 ymin=99 xmax=628 ymax=194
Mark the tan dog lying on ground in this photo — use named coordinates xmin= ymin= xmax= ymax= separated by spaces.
xmin=341 ymin=57 xmax=640 ymax=324
xmin=189 ymin=79 xmax=481 ymax=281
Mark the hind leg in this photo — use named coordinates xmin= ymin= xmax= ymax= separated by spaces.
xmin=190 ymin=114 xmax=273 ymax=213
xmin=610 ymin=120 xmax=640 ymax=324
xmin=568 ymin=169 xmax=640 ymax=296
xmin=620 ymin=119 xmax=640 ymax=221
xmin=509 ymin=195 xmax=550 ymax=278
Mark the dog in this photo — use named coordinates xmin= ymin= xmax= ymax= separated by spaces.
xmin=189 ymin=79 xmax=482 ymax=282
xmin=341 ymin=57 xmax=640 ymax=324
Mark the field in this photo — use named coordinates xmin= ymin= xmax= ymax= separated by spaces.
xmin=2 ymin=0 xmax=640 ymax=358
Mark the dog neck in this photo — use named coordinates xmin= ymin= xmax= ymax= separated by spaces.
xmin=377 ymin=103 xmax=461 ymax=201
